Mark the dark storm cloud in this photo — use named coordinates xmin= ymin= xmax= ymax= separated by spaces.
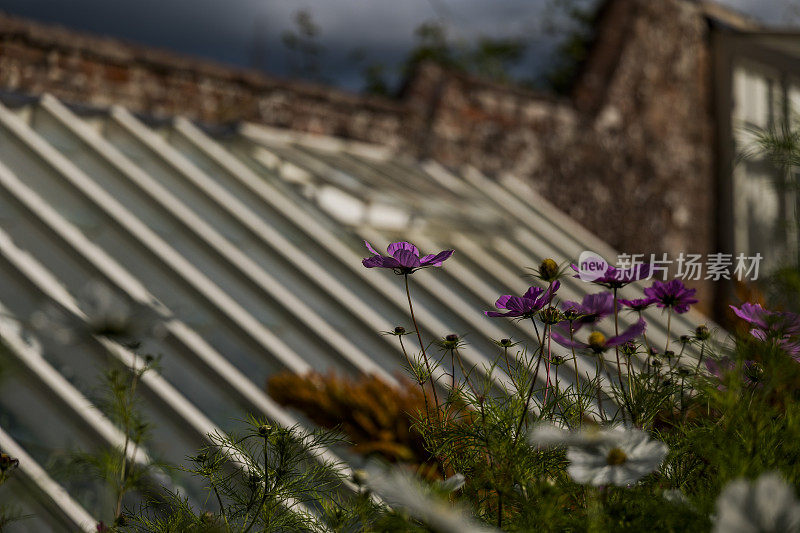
xmin=0 ymin=0 xmax=796 ymax=91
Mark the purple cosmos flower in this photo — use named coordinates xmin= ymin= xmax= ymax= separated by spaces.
xmin=571 ymin=263 xmax=652 ymax=289
xmin=644 ymin=279 xmax=698 ymax=314
xmin=362 ymin=241 xmax=454 ymax=275
xmin=485 ymin=281 xmax=561 ymax=319
xmin=619 ymin=297 xmax=657 ymax=312
xmin=705 ymin=358 xmax=763 ymax=390
xmin=731 ymin=303 xmax=800 ymax=337
xmin=552 ymin=319 xmax=646 ymax=354
xmin=730 ymin=303 xmax=800 ymax=360
xmin=561 ymin=292 xmax=614 ymax=330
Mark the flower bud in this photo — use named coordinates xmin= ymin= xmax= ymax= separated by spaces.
xmin=445 ymin=334 xmax=459 ymax=342
xmin=695 ymin=325 xmax=710 ymax=340
xmin=499 ymin=338 xmax=512 ymax=347
xmin=539 ymin=307 xmax=562 ymax=325
xmin=539 ymin=258 xmax=559 ymax=281
xmin=258 ymin=424 xmax=272 ymax=437
xmin=394 ymin=326 xmax=406 ymax=335
xmin=620 ymin=341 xmax=637 ymax=357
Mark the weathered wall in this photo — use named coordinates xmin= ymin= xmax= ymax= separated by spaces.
xmin=400 ymin=0 xmax=715 ymax=306
xmin=0 ymin=0 xmax=717 ymax=306
xmin=0 ymin=13 xmax=407 ymax=147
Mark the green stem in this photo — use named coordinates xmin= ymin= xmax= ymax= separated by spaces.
xmin=400 ymin=335 xmax=431 ymax=414
xmin=404 ymin=274 xmax=441 ymax=424
xmin=665 ymin=308 xmax=673 ymax=353
xmin=512 ymin=318 xmax=545 ymax=446
xmin=613 ymin=288 xmax=624 ymax=389
xmin=694 ymin=341 xmax=706 ymax=376
xmin=243 ymin=435 xmax=270 ymax=533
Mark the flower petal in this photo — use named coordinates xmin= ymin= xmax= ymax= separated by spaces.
xmin=537 ymin=280 xmax=561 ymax=307
xmin=362 ymin=255 xmax=401 ymax=269
xmin=387 ymin=241 xmax=420 ymax=258
xmin=606 ymin=319 xmax=646 ymax=347
xmin=393 ymin=250 xmax=421 ymax=269
xmin=485 ymin=309 xmax=522 ymax=318
xmin=552 ymin=331 xmax=585 ymax=349
xmin=494 ymin=295 xmax=514 ymax=310
xmin=419 ymin=250 xmax=454 ymax=267
xmin=523 ymin=286 xmax=544 ymax=301
xmin=364 ymin=240 xmax=381 ymax=256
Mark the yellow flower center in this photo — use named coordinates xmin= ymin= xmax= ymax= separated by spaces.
xmin=588 ymin=331 xmax=606 ymax=351
xmin=606 ymin=447 xmax=628 ymax=466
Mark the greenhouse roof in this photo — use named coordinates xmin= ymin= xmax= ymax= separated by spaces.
xmin=0 ymin=93 xmax=709 ymax=530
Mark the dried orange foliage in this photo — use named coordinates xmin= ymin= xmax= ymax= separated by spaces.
xmin=267 ymin=372 xmax=434 ymax=466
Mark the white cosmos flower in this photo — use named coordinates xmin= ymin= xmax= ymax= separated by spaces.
xmin=365 ymin=463 xmax=498 ymax=533
xmin=713 ymin=472 xmax=800 ymax=533
xmin=564 ymin=427 xmax=668 ymax=487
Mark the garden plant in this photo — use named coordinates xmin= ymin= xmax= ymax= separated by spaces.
xmin=2 ymin=139 xmax=800 ymax=533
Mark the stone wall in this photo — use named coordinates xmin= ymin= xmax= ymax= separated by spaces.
xmin=400 ymin=0 xmax=716 ymax=306
xmin=0 ymin=0 xmax=719 ymax=308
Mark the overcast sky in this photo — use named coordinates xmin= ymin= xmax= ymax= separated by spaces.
xmin=1 ymin=0 xmax=797 ymax=91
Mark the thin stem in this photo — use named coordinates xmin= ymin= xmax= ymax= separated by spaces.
xmin=502 ymin=345 xmax=518 ymax=390
xmin=680 ymin=375 xmax=686 ymax=417
xmin=400 ymin=335 xmax=431 ymax=418
xmin=665 ymin=308 xmax=673 ymax=353
xmin=454 ymin=348 xmax=477 ymax=395
xmin=595 ymin=357 xmax=605 ymax=420
xmin=569 ymin=323 xmax=582 ymax=422
xmin=639 ymin=310 xmax=652 ymax=354
xmin=212 ymin=483 xmax=229 ymax=528
xmin=243 ymin=435 xmax=270 ymax=533
xmin=404 ymin=274 xmax=441 ymax=423
xmin=544 ymin=328 xmax=553 ymax=405
xmin=613 ymin=288 xmax=624 ymax=388
xmin=513 ymin=319 xmax=546 ymax=446
xmin=694 ymin=341 xmax=706 ymax=376
xmin=115 ymin=352 xmax=143 ymax=519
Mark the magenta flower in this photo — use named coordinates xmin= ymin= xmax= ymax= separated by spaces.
xmin=362 ymin=241 xmax=454 ymax=275
xmin=485 ymin=281 xmax=561 ymax=319
xmin=571 ymin=263 xmax=652 ymax=289
xmin=731 ymin=303 xmax=800 ymax=359
xmin=561 ymin=292 xmax=614 ymax=330
xmin=552 ymin=319 xmax=646 ymax=354
xmin=705 ymin=358 xmax=763 ymax=389
xmin=731 ymin=303 xmax=800 ymax=337
xmin=780 ymin=338 xmax=800 ymax=359
xmin=619 ymin=297 xmax=657 ymax=312
xmin=644 ymin=279 xmax=698 ymax=314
